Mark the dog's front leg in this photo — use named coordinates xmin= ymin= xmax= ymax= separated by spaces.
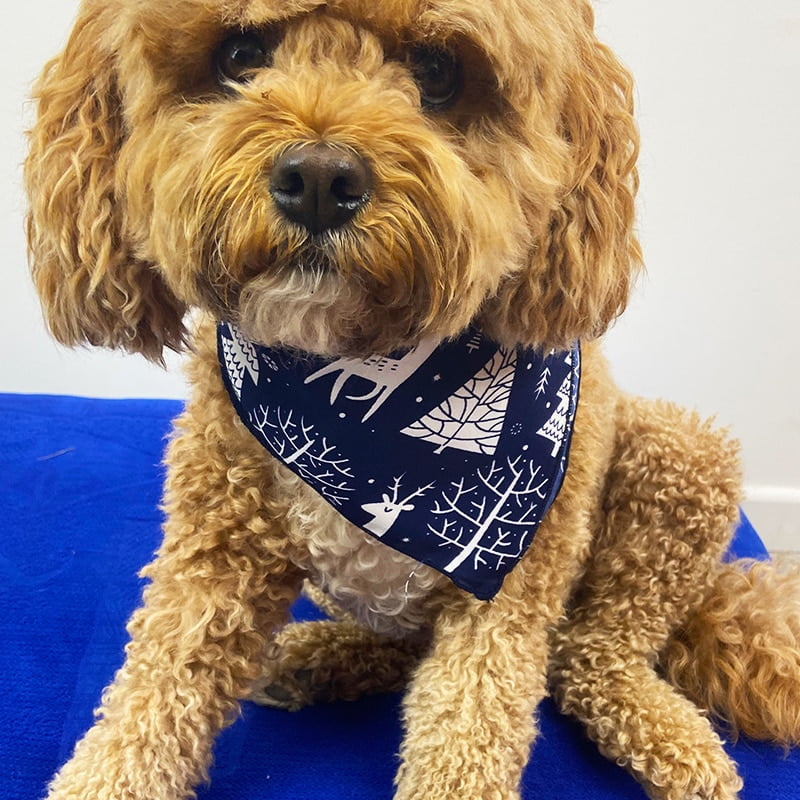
xmin=394 ymin=575 xmax=555 ymax=800
xmin=45 ymin=401 xmax=304 ymax=800
xmin=549 ymin=398 xmax=744 ymax=800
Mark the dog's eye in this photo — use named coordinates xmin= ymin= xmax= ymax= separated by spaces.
xmin=410 ymin=47 xmax=462 ymax=110
xmin=215 ymin=31 xmax=272 ymax=85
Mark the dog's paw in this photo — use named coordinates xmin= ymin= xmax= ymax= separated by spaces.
xmin=252 ymin=619 xmax=423 ymax=710
xmin=251 ymin=668 xmax=320 ymax=711
xmin=639 ymin=747 xmax=743 ymax=800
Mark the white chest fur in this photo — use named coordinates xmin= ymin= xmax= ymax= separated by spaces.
xmin=278 ymin=468 xmax=447 ymax=638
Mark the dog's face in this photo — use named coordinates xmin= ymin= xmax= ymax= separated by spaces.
xmin=26 ymin=0 xmax=640 ymax=360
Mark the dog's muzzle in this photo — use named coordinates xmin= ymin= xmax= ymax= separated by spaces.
xmin=269 ymin=143 xmax=372 ymax=235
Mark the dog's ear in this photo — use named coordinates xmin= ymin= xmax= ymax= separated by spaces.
xmin=482 ymin=13 xmax=642 ymax=351
xmin=25 ymin=5 xmax=187 ymax=363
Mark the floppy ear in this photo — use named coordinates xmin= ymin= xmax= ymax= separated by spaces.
xmin=483 ymin=7 xmax=642 ymax=351
xmin=25 ymin=5 xmax=187 ymax=362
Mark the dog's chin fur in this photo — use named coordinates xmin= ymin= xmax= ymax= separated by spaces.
xmin=233 ymin=237 xmax=516 ymax=356
xmin=236 ymin=267 xmax=380 ymax=356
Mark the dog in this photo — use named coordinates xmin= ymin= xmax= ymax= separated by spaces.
xmin=25 ymin=1 xmax=800 ymax=798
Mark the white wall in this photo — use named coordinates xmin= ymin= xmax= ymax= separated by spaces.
xmin=0 ymin=1 xmax=189 ymax=399
xmin=2 ymin=1 xmax=797 ymax=550
xmin=594 ymin=0 xmax=800 ymax=550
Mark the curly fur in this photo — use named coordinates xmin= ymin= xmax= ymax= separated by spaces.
xmin=25 ymin=1 xmax=799 ymax=799
xmin=661 ymin=559 xmax=800 ymax=746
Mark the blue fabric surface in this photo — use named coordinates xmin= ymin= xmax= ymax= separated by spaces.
xmin=1 ymin=392 xmax=797 ymax=800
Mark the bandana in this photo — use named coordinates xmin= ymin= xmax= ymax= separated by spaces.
xmin=218 ymin=322 xmax=580 ymax=600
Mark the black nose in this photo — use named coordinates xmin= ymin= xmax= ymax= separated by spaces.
xmin=269 ymin=143 xmax=372 ymax=234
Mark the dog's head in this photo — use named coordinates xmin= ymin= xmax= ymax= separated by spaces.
xmin=26 ymin=0 xmax=640 ymax=360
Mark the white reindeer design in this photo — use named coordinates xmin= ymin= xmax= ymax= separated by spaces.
xmin=305 ymin=337 xmax=439 ymax=421
xmin=361 ymin=476 xmax=436 ymax=537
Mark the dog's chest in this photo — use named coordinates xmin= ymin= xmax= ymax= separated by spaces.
xmin=277 ymin=468 xmax=447 ymax=638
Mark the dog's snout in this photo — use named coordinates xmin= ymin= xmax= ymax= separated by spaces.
xmin=270 ymin=144 xmax=372 ymax=235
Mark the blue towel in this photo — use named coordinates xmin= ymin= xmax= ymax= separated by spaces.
xmin=1 ymin=393 xmax=796 ymax=800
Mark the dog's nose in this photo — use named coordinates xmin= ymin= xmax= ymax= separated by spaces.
xmin=270 ymin=144 xmax=372 ymax=234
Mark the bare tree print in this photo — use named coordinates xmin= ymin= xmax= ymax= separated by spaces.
xmin=251 ymin=405 xmax=354 ymax=505
xmin=429 ymin=457 xmax=549 ymax=574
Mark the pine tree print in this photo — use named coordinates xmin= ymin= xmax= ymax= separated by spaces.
xmin=536 ymin=375 xmax=571 ymax=457
xmin=401 ymin=347 xmax=517 ymax=455
xmin=535 ymin=366 xmax=551 ymax=398
xmin=221 ymin=324 xmax=261 ymax=399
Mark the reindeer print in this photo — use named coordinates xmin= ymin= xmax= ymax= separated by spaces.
xmin=361 ymin=477 xmax=436 ymax=537
xmin=304 ymin=338 xmax=439 ymax=421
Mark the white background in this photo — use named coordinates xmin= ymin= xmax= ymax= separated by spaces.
xmin=2 ymin=1 xmax=798 ymax=550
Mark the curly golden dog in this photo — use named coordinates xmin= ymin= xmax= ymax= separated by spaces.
xmin=26 ymin=1 xmax=800 ymax=798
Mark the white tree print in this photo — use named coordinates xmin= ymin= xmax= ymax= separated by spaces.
xmin=429 ymin=457 xmax=549 ymax=574
xmin=467 ymin=332 xmax=483 ymax=353
xmin=251 ymin=405 xmax=354 ymax=505
xmin=536 ymin=374 xmax=571 ymax=457
xmin=221 ymin=324 xmax=261 ymax=399
xmin=535 ymin=366 xmax=551 ymax=398
xmin=401 ymin=347 xmax=517 ymax=456
xmin=361 ymin=476 xmax=436 ymax=537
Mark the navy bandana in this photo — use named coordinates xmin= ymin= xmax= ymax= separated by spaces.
xmin=218 ymin=322 xmax=580 ymax=600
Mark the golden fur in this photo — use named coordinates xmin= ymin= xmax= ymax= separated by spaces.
xmin=25 ymin=1 xmax=799 ymax=798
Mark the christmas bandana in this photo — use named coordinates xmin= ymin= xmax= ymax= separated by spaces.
xmin=218 ymin=322 xmax=580 ymax=600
